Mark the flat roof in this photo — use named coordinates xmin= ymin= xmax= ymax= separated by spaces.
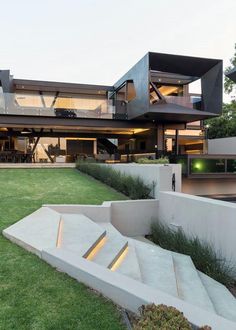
xmin=13 ymin=78 xmax=113 ymax=93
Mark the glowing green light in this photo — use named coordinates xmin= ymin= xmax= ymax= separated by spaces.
xmin=194 ymin=162 xmax=202 ymax=170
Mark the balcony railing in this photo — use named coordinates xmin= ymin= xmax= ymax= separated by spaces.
xmin=0 ymin=92 xmax=115 ymax=119
xmin=165 ymin=95 xmax=202 ymax=110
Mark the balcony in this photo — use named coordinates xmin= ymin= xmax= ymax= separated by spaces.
xmin=165 ymin=95 xmax=202 ymax=110
xmin=0 ymin=92 xmax=115 ymax=119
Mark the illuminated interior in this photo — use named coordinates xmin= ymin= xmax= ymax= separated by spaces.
xmin=15 ymin=91 xmax=108 ymax=111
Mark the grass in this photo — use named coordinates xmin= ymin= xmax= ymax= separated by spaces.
xmin=0 ymin=168 xmax=127 ymax=330
xmin=152 ymin=221 xmax=236 ymax=287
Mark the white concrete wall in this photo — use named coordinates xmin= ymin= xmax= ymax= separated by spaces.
xmin=110 ymin=200 xmax=158 ymax=236
xmin=44 ymin=203 xmax=111 ymax=223
xmin=103 ymin=163 xmax=182 ymax=198
xmin=208 ymin=137 xmax=236 ymax=155
xmin=157 ymin=191 xmax=236 ymax=263
xmin=182 ymin=177 xmax=236 ymax=195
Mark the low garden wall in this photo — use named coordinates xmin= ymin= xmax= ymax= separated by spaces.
xmin=46 ymin=192 xmax=236 ymax=263
xmin=102 ymin=163 xmax=182 ymax=198
xmin=157 ymin=191 xmax=236 ymax=264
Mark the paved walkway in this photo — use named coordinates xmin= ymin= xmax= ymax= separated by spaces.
xmin=0 ymin=163 xmax=76 ymax=169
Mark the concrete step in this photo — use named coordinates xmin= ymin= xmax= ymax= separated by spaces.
xmin=114 ymin=238 xmax=142 ymax=282
xmin=88 ymin=223 xmax=128 ymax=269
xmin=133 ymin=236 xmax=155 ymax=246
xmin=199 ymin=271 xmax=236 ymax=322
xmin=3 ymin=207 xmax=61 ymax=256
xmin=60 ymin=214 xmax=106 ymax=257
xmin=134 ymin=240 xmax=178 ymax=297
xmin=172 ymin=252 xmax=216 ymax=313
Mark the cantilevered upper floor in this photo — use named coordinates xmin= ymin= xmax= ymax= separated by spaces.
xmin=0 ymin=52 xmax=223 ymax=126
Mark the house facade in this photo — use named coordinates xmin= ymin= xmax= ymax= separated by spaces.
xmin=0 ymin=52 xmax=222 ymax=162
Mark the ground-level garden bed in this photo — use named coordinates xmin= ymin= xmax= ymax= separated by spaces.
xmin=0 ymin=169 xmax=127 ymax=330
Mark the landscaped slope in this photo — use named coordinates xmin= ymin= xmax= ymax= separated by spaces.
xmin=0 ymin=169 xmax=126 ymax=330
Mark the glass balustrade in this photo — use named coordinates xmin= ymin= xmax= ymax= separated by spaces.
xmin=165 ymin=95 xmax=202 ymax=110
xmin=0 ymin=92 xmax=115 ymax=119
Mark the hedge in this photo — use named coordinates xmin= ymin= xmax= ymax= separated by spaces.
xmin=76 ymin=161 xmax=153 ymax=199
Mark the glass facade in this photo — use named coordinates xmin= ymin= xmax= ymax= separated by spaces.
xmin=1 ymin=91 xmax=114 ymax=119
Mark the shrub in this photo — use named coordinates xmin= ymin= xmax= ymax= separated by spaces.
xmin=76 ymin=161 xmax=153 ymax=199
xmin=134 ymin=304 xmax=192 ymax=330
xmin=136 ymin=157 xmax=169 ymax=164
xmin=151 ymin=221 xmax=236 ymax=287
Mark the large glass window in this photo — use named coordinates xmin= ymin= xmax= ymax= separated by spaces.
xmin=14 ymin=91 xmax=107 ymax=112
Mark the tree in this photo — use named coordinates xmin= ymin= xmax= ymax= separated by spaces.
xmin=224 ymin=43 xmax=236 ymax=94
xmin=205 ymin=101 xmax=236 ymax=139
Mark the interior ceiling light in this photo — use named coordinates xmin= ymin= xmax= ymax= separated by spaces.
xmin=21 ymin=128 xmax=32 ymax=134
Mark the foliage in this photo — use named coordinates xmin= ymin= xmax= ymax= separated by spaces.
xmin=205 ymin=101 xmax=236 ymax=139
xmin=76 ymin=161 xmax=153 ymax=199
xmin=224 ymin=42 xmax=236 ymax=94
xmin=134 ymin=304 xmax=192 ymax=330
xmin=136 ymin=157 xmax=169 ymax=164
xmin=151 ymin=221 xmax=236 ymax=287
xmin=0 ymin=169 xmax=126 ymax=330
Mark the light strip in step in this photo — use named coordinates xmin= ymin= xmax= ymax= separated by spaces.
xmin=110 ymin=246 xmax=129 ymax=272
xmin=56 ymin=218 xmax=63 ymax=248
xmin=86 ymin=237 xmax=107 ymax=261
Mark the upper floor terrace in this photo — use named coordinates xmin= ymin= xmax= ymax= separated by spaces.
xmin=0 ymin=52 xmax=223 ymax=125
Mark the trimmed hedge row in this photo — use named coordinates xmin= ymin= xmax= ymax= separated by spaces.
xmin=136 ymin=157 xmax=169 ymax=164
xmin=76 ymin=161 xmax=153 ymax=199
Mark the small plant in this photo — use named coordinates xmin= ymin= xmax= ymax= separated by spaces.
xmin=76 ymin=161 xmax=153 ymax=199
xmin=134 ymin=304 xmax=192 ymax=330
xmin=136 ymin=157 xmax=169 ymax=164
xmin=151 ymin=221 xmax=236 ymax=287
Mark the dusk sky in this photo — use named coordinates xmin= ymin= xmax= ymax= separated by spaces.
xmin=1 ymin=0 xmax=235 ymax=93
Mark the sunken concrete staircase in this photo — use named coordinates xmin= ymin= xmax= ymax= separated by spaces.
xmin=3 ymin=206 xmax=236 ymax=329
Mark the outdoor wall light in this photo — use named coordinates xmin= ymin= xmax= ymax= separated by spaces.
xmin=21 ymin=128 xmax=32 ymax=134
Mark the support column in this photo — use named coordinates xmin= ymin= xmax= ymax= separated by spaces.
xmin=93 ymin=139 xmax=97 ymax=156
xmin=175 ymin=129 xmax=179 ymax=156
xmin=156 ymin=125 xmax=165 ymax=158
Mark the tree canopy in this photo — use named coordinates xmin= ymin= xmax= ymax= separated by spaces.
xmin=205 ymin=101 xmax=236 ymax=139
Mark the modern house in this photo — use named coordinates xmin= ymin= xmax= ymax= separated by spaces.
xmin=0 ymin=52 xmax=222 ymax=162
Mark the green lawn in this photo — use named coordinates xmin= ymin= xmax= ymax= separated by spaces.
xmin=0 ymin=169 xmax=127 ymax=330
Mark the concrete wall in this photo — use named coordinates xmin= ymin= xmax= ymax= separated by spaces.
xmin=45 ymin=200 xmax=158 ymax=237
xmin=110 ymin=200 xmax=158 ymax=236
xmin=182 ymin=177 xmax=236 ymax=195
xmin=208 ymin=137 xmax=236 ymax=155
xmin=157 ymin=191 xmax=236 ymax=263
xmin=103 ymin=163 xmax=182 ymax=198
xmin=46 ymin=193 xmax=236 ymax=264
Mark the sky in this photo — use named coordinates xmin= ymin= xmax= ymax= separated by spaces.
xmin=0 ymin=0 xmax=235 ymax=99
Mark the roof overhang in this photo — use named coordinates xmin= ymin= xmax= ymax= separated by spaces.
xmin=137 ymin=103 xmax=218 ymax=123
xmin=149 ymin=52 xmax=222 ymax=77
xmin=13 ymin=79 xmax=113 ymax=94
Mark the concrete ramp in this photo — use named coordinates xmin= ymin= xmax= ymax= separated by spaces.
xmin=3 ymin=207 xmax=61 ymax=256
